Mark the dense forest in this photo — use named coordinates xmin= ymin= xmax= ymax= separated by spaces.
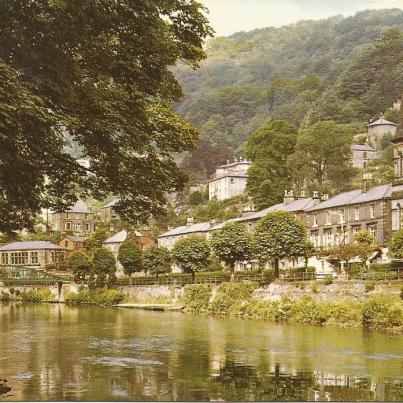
xmin=175 ymin=9 xmax=403 ymax=150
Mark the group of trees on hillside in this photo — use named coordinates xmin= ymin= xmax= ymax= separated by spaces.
xmin=244 ymin=119 xmax=357 ymax=209
xmin=176 ymin=11 xmax=403 ymax=149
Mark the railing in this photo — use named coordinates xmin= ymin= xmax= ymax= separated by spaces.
xmin=0 ymin=265 xmax=69 ymax=285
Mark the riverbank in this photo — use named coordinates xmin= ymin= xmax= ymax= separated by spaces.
xmin=1 ymin=280 xmax=402 ymax=331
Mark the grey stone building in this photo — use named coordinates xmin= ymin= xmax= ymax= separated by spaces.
xmin=51 ymin=200 xmax=95 ymax=234
xmin=350 ymin=143 xmax=377 ymax=169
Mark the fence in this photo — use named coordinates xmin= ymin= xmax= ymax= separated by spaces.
xmin=0 ymin=265 xmax=70 ymax=286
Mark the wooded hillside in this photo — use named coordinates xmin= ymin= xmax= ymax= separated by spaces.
xmin=175 ymin=9 xmax=403 ymax=150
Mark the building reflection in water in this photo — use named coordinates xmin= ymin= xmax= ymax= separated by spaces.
xmin=0 ymin=303 xmax=402 ymax=401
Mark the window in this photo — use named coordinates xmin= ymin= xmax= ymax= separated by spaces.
xmin=392 ymin=203 xmax=401 ymax=230
xmin=339 ymin=209 xmax=345 ymax=224
xmin=354 ymin=207 xmax=360 ymax=221
xmin=325 ymin=211 xmax=331 ymax=225
xmin=10 ymin=252 xmax=28 ymax=265
xmin=65 ymin=222 xmax=72 ymax=231
xmin=74 ymin=222 xmax=83 ymax=231
xmin=370 ymin=204 xmax=375 ymax=219
xmin=30 ymin=252 xmax=38 ymax=264
xmin=313 ymin=214 xmax=318 ymax=227
xmin=66 ymin=213 xmax=70 ymax=219
xmin=323 ymin=229 xmax=333 ymax=248
xmin=363 ymin=151 xmax=367 ymax=159
xmin=51 ymin=251 xmax=62 ymax=263
xmin=310 ymin=231 xmax=320 ymax=247
xmin=1 ymin=253 xmax=8 ymax=265
xmin=230 ymin=178 xmax=234 ymax=184
xmin=363 ymin=161 xmax=367 ymax=169
xmin=65 ymin=240 xmax=69 ymax=247
xmin=367 ymin=225 xmax=377 ymax=239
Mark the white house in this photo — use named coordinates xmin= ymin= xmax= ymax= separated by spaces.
xmin=350 ymin=143 xmax=377 ymax=169
xmin=367 ymin=114 xmax=397 ymax=147
xmin=208 ymin=158 xmax=251 ymax=201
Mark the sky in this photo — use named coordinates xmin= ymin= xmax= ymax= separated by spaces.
xmin=201 ymin=0 xmax=403 ymax=36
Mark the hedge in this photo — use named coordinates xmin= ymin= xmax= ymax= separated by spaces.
xmin=280 ymin=267 xmax=316 ymax=280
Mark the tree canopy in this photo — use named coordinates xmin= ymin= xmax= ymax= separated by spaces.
xmin=0 ymin=0 xmax=212 ymax=233
xmin=210 ymin=222 xmax=253 ymax=274
xmin=117 ymin=241 xmax=143 ymax=280
xmin=253 ymin=211 xmax=307 ymax=277
xmin=143 ymin=245 xmax=173 ymax=278
xmin=245 ymin=120 xmax=298 ymax=209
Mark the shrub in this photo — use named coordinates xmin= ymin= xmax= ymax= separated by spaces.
xmin=20 ymin=289 xmax=53 ymax=302
xmin=323 ymin=275 xmax=333 ymax=285
xmin=234 ymin=269 xmax=275 ymax=285
xmin=370 ymin=263 xmax=392 ymax=271
xmin=280 ymin=267 xmax=316 ymax=281
xmin=183 ymin=284 xmax=211 ymax=312
xmin=0 ymin=291 xmax=11 ymax=302
xmin=362 ymin=295 xmax=403 ymax=328
xmin=210 ymin=281 xmax=257 ymax=315
xmin=365 ymin=282 xmax=375 ymax=292
xmin=195 ymin=271 xmax=230 ymax=283
xmin=65 ymin=289 xmax=125 ymax=305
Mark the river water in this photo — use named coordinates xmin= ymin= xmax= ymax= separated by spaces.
xmin=0 ymin=303 xmax=402 ymax=401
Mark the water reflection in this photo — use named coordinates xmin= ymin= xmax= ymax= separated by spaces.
xmin=0 ymin=303 xmax=402 ymax=401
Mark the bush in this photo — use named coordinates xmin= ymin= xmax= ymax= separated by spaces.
xmin=0 ymin=291 xmax=11 ymax=302
xmin=280 ymin=266 xmax=316 ymax=280
xmin=20 ymin=289 xmax=53 ymax=302
xmin=323 ymin=275 xmax=333 ymax=285
xmin=362 ymin=295 xmax=403 ymax=328
xmin=65 ymin=289 xmax=125 ymax=305
xmin=365 ymin=282 xmax=375 ymax=292
xmin=195 ymin=271 xmax=230 ymax=283
xmin=370 ymin=263 xmax=392 ymax=271
xmin=234 ymin=269 xmax=275 ymax=285
xmin=210 ymin=281 xmax=257 ymax=315
xmin=183 ymin=284 xmax=211 ymax=312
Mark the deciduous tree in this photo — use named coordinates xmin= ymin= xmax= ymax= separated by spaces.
xmin=211 ymin=222 xmax=253 ymax=277
xmin=143 ymin=246 xmax=173 ymax=278
xmin=117 ymin=241 xmax=143 ymax=284
xmin=92 ymin=248 xmax=116 ymax=288
xmin=172 ymin=235 xmax=210 ymax=279
xmin=0 ymin=0 xmax=212 ymax=233
xmin=66 ymin=251 xmax=92 ymax=283
xmin=253 ymin=211 xmax=307 ymax=277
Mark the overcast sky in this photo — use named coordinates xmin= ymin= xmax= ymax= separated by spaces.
xmin=201 ymin=0 xmax=403 ymax=36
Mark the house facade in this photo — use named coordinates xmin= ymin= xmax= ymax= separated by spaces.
xmin=59 ymin=236 xmax=87 ymax=252
xmin=367 ymin=115 xmax=397 ymax=148
xmin=51 ymin=200 xmax=95 ymax=234
xmin=100 ymin=199 xmax=120 ymax=224
xmin=350 ymin=143 xmax=377 ymax=169
xmin=208 ymin=159 xmax=252 ymax=201
xmin=0 ymin=241 xmax=66 ymax=269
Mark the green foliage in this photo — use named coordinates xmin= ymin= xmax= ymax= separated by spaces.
xmin=182 ymin=284 xmax=211 ymax=312
xmin=66 ymin=250 xmax=92 ymax=283
xmin=391 ymin=229 xmax=403 ymax=259
xmin=211 ymin=222 xmax=253 ymax=273
xmin=172 ymin=235 xmax=210 ymax=274
xmin=323 ymin=276 xmax=333 ymax=285
xmin=362 ymin=294 xmax=402 ymax=328
xmin=355 ymin=231 xmax=375 ymax=246
xmin=279 ymin=267 xmax=316 ymax=281
xmin=234 ymin=269 xmax=275 ymax=285
xmin=289 ymin=121 xmax=354 ymax=192
xmin=0 ymin=0 xmax=212 ymax=232
xmin=253 ymin=211 xmax=307 ymax=276
xmin=245 ymin=120 xmax=298 ymax=209
xmin=92 ymin=248 xmax=116 ymax=288
xmin=85 ymin=227 xmax=109 ymax=251
xmin=188 ymin=190 xmax=206 ymax=206
xmin=210 ymin=282 xmax=257 ymax=315
xmin=117 ymin=241 xmax=143 ymax=278
xmin=20 ymin=289 xmax=53 ymax=303
xmin=143 ymin=246 xmax=172 ymax=277
xmin=65 ymin=289 xmax=124 ymax=306
xmin=365 ymin=282 xmax=375 ymax=292
xmin=176 ymin=10 xmax=403 ymax=151
xmin=0 ymin=291 xmax=11 ymax=302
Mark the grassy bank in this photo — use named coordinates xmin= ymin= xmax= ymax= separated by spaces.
xmin=1 ymin=289 xmax=53 ymax=302
xmin=65 ymin=289 xmax=125 ymax=306
xmin=182 ymin=282 xmax=403 ymax=331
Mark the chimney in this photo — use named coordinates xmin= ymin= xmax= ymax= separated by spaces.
xmin=186 ymin=217 xmax=194 ymax=226
xmin=297 ymin=190 xmax=306 ymax=199
xmin=322 ymin=194 xmax=329 ymax=201
xmin=283 ymin=190 xmax=295 ymax=205
xmin=362 ymin=172 xmax=374 ymax=193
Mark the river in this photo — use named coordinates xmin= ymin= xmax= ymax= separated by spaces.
xmin=0 ymin=303 xmax=402 ymax=401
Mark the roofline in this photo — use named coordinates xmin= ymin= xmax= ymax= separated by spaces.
xmin=367 ymin=122 xmax=397 ymax=127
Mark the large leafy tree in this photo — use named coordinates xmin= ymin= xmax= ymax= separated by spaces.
xmin=253 ymin=211 xmax=307 ymax=277
xmin=288 ymin=121 xmax=354 ymax=193
xmin=245 ymin=120 xmax=298 ymax=209
xmin=391 ymin=229 xmax=403 ymax=259
xmin=172 ymin=235 xmax=210 ymax=278
xmin=211 ymin=222 xmax=252 ymax=277
xmin=92 ymin=247 xmax=117 ymax=288
xmin=143 ymin=245 xmax=173 ymax=278
xmin=66 ymin=250 xmax=92 ymax=283
xmin=0 ymin=0 xmax=212 ymax=233
xmin=117 ymin=241 xmax=143 ymax=283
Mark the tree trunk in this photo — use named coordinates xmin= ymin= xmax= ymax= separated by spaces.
xmin=129 ymin=275 xmax=132 ymax=286
xmin=230 ymin=263 xmax=235 ymax=282
xmin=192 ymin=270 xmax=195 ymax=283
xmin=274 ymin=258 xmax=279 ymax=279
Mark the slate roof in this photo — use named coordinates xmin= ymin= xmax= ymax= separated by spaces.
xmin=367 ymin=117 xmax=397 ymax=127
xmin=66 ymin=236 xmax=87 ymax=243
xmin=0 ymin=241 xmax=65 ymax=251
xmin=350 ymin=143 xmax=375 ymax=152
xmin=103 ymin=230 xmax=127 ymax=244
xmin=66 ymin=200 xmax=92 ymax=214
xmin=158 ymin=222 xmax=214 ymax=238
xmin=102 ymin=199 xmax=120 ymax=209
xmin=212 ymin=170 xmax=248 ymax=181
xmin=308 ymin=185 xmax=392 ymax=211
